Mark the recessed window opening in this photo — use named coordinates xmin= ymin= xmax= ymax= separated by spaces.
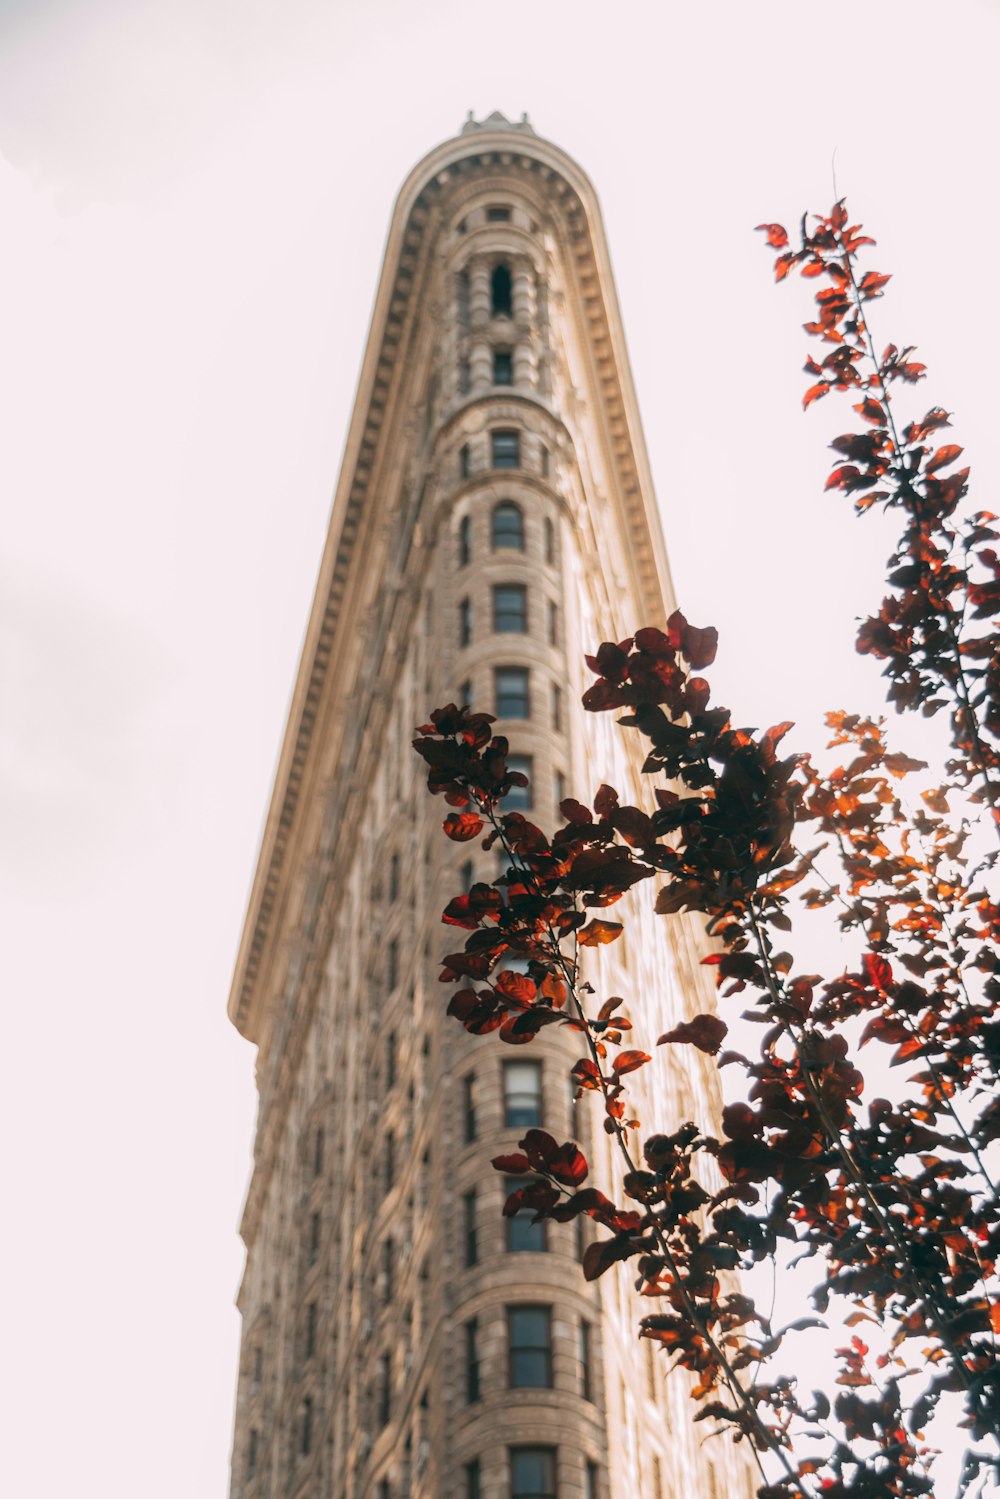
xmin=505 ymin=1176 xmax=546 ymax=1252
xmin=508 ymin=1306 xmax=552 ymax=1387
xmin=493 ymin=584 xmax=527 ymax=633
xmin=495 ymin=667 xmax=529 ymax=718
xmin=511 ymin=1449 xmax=556 ymax=1499
xmin=492 ymin=500 xmax=524 ymax=549
xmin=491 ymin=429 xmax=520 ymax=469
xmin=491 ymin=263 xmax=513 ymax=315
xmin=487 ymin=206 xmax=512 ymax=222
xmin=493 ymin=349 xmax=513 ymax=385
xmin=501 ymin=754 xmax=532 ymax=810
xmin=459 ymin=514 xmax=471 ymax=567
xmin=504 ymin=1060 xmax=542 ymax=1128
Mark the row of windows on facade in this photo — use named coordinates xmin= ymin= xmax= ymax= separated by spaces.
xmin=247 ymin=1435 xmax=594 ymax=1499
xmin=464 ymin=1308 xmax=593 ymax=1402
xmin=454 ymin=668 xmax=561 ymax=730
xmin=457 ymin=502 xmax=556 ymax=563
xmin=457 ymin=588 xmax=559 ymax=647
xmin=459 ymin=430 xmax=547 ymax=479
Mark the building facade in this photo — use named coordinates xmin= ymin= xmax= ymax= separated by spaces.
xmin=228 ymin=113 xmax=753 ymax=1499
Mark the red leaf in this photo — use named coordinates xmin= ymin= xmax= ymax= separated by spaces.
xmin=756 ymin=222 xmax=789 ymax=249
xmin=925 ymin=443 xmax=963 ymax=475
xmin=612 ymin=1049 xmax=651 ymax=1076
xmin=659 ymin=1014 xmax=728 ymax=1055
xmin=681 ymin=622 xmax=719 ymax=670
xmin=443 ymin=811 xmax=484 ymax=842
xmin=594 ymin=783 xmax=620 ymax=819
xmin=863 ymin=952 xmax=893 ymax=995
xmin=547 ymin=1142 xmax=589 ymax=1187
xmin=803 ymin=382 xmax=829 ymax=409
xmin=583 ymin=1235 xmax=639 ymax=1281
xmin=492 ymin=1152 xmax=531 ymax=1173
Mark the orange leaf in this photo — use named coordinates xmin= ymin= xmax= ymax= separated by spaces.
xmin=925 ymin=443 xmax=964 ymax=475
xmin=612 ymin=1049 xmax=651 ymax=1076
xmin=579 ymin=919 xmax=624 ymax=947
xmin=443 ymin=811 xmax=484 ymax=842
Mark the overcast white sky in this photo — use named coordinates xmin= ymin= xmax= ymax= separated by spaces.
xmin=1 ymin=2 xmax=997 ymax=1495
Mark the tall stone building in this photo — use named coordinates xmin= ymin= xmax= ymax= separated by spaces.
xmin=228 ymin=113 xmax=752 ymax=1499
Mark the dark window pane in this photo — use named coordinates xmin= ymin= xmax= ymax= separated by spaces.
xmin=487 ymin=206 xmax=512 ymax=223
xmin=491 ymin=430 xmax=520 ymax=469
xmin=495 ymin=667 xmax=529 ymax=719
xmin=460 ymin=442 xmax=471 ymax=479
xmin=492 ymin=501 xmax=524 ymax=548
xmin=464 ymin=1189 xmax=478 ymax=1267
xmin=494 ymin=585 xmax=527 ymax=633
xmin=509 ymin=1307 xmax=551 ymax=1389
xmin=511 ymin=1447 xmax=556 ymax=1499
xmin=494 ymin=349 xmax=513 ymax=385
xmin=459 ymin=598 xmax=472 ymax=647
xmin=501 ymin=754 xmax=532 ymax=811
xmin=505 ymin=1176 xmax=546 ymax=1252
xmin=459 ymin=515 xmax=471 ymax=566
xmin=466 ymin=1318 xmax=481 ymax=1402
xmin=504 ymin=1060 xmax=541 ymax=1127
xmin=491 ymin=262 xmax=513 ymax=314
xmin=467 ymin=1460 xmax=482 ymax=1499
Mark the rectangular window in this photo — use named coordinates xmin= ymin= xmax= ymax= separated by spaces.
xmin=305 ymin=1300 xmax=317 ymax=1359
xmin=466 ymin=1459 xmax=482 ymax=1499
xmin=308 ymin=1211 xmax=320 ymax=1266
xmin=459 ymin=679 xmax=472 ymax=709
xmin=492 ymin=429 xmax=520 ymax=469
xmin=554 ymin=770 xmax=566 ymax=808
xmin=586 ymin=1461 xmax=599 ymax=1499
xmin=487 ymin=205 xmax=512 ymax=222
xmin=313 ymin=1127 xmax=324 ymax=1178
xmin=382 ymin=1237 xmax=393 ymax=1304
xmin=540 ymin=445 xmax=550 ymax=479
xmin=551 ymin=683 xmax=562 ymax=733
xmin=505 ymin=1177 xmax=546 ymax=1253
xmin=301 ymin=1395 xmax=313 ymax=1456
xmin=493 ymin=583 xmax=527 ymax=633
xmin=466 ymin=1318 xmax=481 ymax=1402
xmin=379 ymin=1353 xmax=391 ymax=1426
xmin=385 ymin=1132 xmax=395 ymax=1193
xmin=464 ymin=1073 xmax=477 ymax=1142
xmin=501 ymin=755 xmax=532 ymax=811
xmin=508 ymin=1306 xmax=552 ymax=1387
xmin=504 ymin=1060 xmax=542 ymax=1128
xmin=247 ymin=1428 xmax=258 ymax=1478
xmin=386 ymin=1031 xmax=396 ymax=1088
xmin=547 ymin=600 xmax=558 ymax=646
xmin=459 ymin=358 xmax=471 ymax=394
xmin=495 ymin=667 xmax=530 ymax=719
xmin=579 ymin=1320 xmax=592 ymax=1400
xmin=494 ymin=349 xmax=513 ymax=385
xmin=388 ymin=940 xmax=398 ymax=991
xmin=464 ymin=1189 xmax=478 ymax=1267
xmin=511 ymin=1447 xmax=556 ymax=1498
xmin=460 ymin=442 xmax=471 ymax=479
xmin=459 ymin=597 xmax=472 ymax=647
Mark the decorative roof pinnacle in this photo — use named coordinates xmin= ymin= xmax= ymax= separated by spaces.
xmin=461 ymin=109 xmax=535 ymax=135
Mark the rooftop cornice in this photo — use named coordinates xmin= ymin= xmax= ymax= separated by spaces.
xmin=227 ymin=124 xmax=676 ymax=1043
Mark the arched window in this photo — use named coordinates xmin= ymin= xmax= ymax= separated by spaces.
xmin=492 ymin=501 xmax=524 ymax=550
xmin=491 ymin=263 xmax=512 ymax=317
xmin=458 ymin=515 xmax=471 ymax=567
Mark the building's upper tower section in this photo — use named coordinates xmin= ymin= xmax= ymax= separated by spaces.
xmin=228 ymin=112 xmax=676 ymax=1047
